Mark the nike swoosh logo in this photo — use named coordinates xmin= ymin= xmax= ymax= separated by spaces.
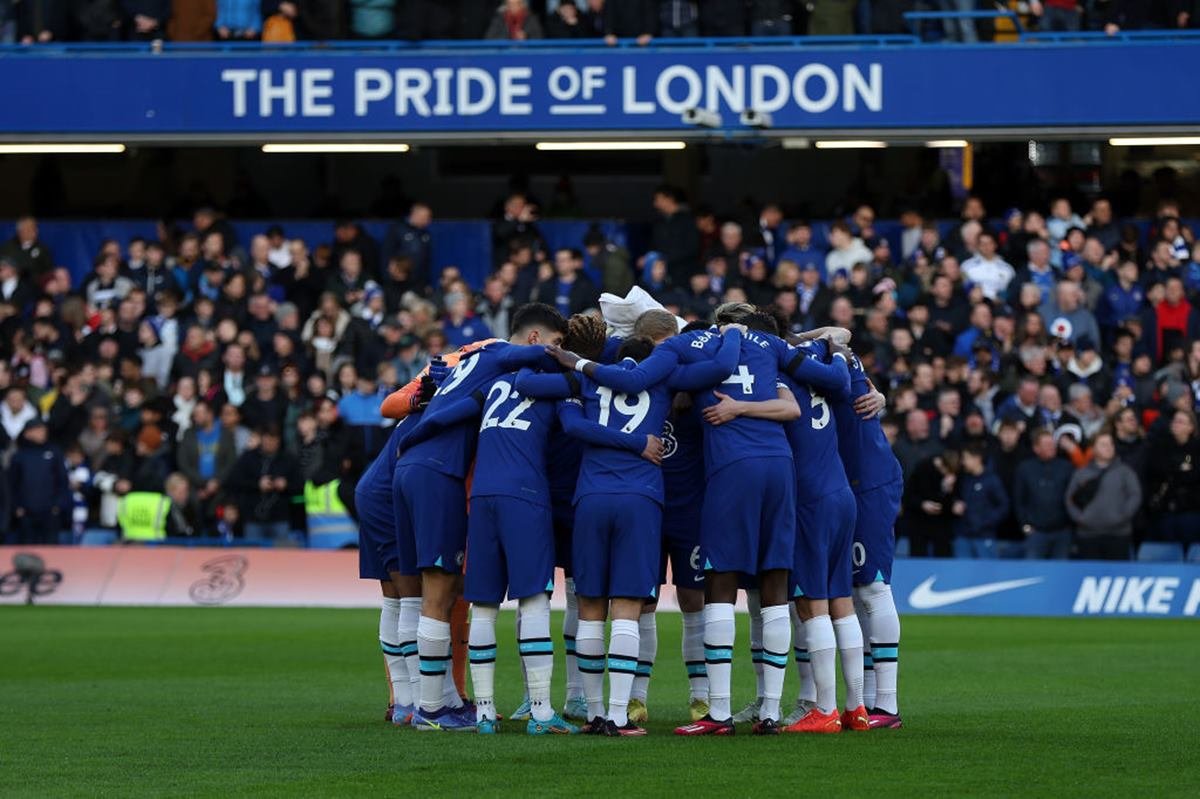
xmin=908 ymin=576 xmax=1044 ymax=610
xmin=693 ymin=575 xmax=705 ymax=582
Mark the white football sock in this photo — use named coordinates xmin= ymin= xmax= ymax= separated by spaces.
xmin=791 ymin=605 xmax=815 ymax=703
xmin=746 ymin=589 xmax=765 ymax=700
xmin=833 ymin=614 xmax=865 ymax=710
xmin=630 ymin=611 xmax=657 ymax=703
xmin=804 ymin=614 xmax=837 ymax=714
xmin=607 ymin=619 xmax=640 ymax=726
xmin=759 ymin=604 xmax=790 ymax=722
xmin=518 ymin=593 xmax=555 ymax=723
xmin=576 ymin=619 xmax=606 ymax=720
xmin=704 ymin=603 xmax=736 ymax=721
xmin=681 ymin=611 xmax=708 ymax=701
xmin=399 ymin=598 xmax=421 ymax=704
xmin=563 ymin=578 xmax=583 ymax=701
xmin=468 ymin=604 xmax=498 ymax=721
xmin=857 ymin=582 xmax=901 ymax=714
xmin=417 ymin=615 xmax=451 ymax=713
xmin=379 ymin=597 xmax=410 ymax=708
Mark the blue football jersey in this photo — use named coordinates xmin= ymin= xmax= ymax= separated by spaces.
xmin=572 ymin=361 xmax=673 ymax=505
xmin=662 ymin=400 xmax=706 ymax=514
xmin=828 ymin=351 xmax=903 ymax=493
xmin=469 ymin=372 xmax=560 ymax=506
xmin=585 ymin=328 xmax=740 ymax=396
xmin=779 ymin=345 xmax=851 ymax=505
xmin=399 ymin=341 xmax=547 ymax=478
xmin=694 ymin=331 xmax=795 ymax=475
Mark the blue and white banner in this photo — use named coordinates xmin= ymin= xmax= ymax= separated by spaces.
xmin=892 ymin=558 xmax=1200 ymax=618
xmin=0 ymin=41 xmax=1197 ymax=136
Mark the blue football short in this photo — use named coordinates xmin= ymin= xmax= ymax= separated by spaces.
xmin=792 ymin=486 xmax=858 ymax=600
xmin=661 ymin=504 xmax=704 ymax=588
xmin=392 ymin=463 xmax=466 ymax=575
xmin=572 ymin=493 xmax=662 ymax=600
xmin=700 ymin=457 xmax=796 ymax=577
xmin=464 ymin=495 xmax=555 ymax=604
xmin=852 ymin=478 xmax=903 ymax=585
xmin=355 ymin=484 xmax=398 ymax=580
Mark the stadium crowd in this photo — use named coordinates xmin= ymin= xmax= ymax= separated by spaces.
xmin=1 ymin=0 xmax=1196 ymax=44
xmin=0 ymin=177 xmax=1198 ymax=560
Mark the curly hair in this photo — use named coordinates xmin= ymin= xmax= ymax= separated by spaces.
xmin=564 ymin=312 xmax=609 ymax=361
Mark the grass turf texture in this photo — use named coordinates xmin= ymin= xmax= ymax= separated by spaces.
xmin=2 ymin=608 xmax=1193 ymax=798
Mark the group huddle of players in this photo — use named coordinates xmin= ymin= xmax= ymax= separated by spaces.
xmin=353 ymin=298 xmax=905 ymax=736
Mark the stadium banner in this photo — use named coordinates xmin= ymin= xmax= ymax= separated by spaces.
xmin=0 ymin=43 xmax=1197 ymax=135
xmin=3 ymin=546 xmax=1200 ymax=617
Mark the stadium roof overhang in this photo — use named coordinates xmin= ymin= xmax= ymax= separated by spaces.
xmin=0 ymin=34 xmax=1198 ymax=147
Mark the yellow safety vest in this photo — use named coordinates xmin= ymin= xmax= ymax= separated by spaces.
xmin=304 ymin=480 xmax=347 ymax=515
xmin=118 ymin=492 xmax=170 ymax=541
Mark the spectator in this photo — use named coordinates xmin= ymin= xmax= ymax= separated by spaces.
xmin=492 ymin=192 xmax=544 ymax=268
xmin=1154 ymin=277 xmax=1197 ymax=361
xmin=9 ymin=420 xmax=70 ymax=544
xmin=1065 ymin=432 xmax=1141 ymax=560
xmin=485 ymin=0 xmax=544 ymax=39
xmin=537 ymin=248 xmax=600 ymax=316
xmin=1146 ymin=409 xmax=1200 ymax=546
xmin=779 ymin=221 xmax=823 ymax=278
xmin=546 ymin=0 xmax=588 ymax=37
xmin=825 ymin=221 xmax=872 ymax=283
xmin=905 ymin=450 xmax=960 ymax=557
xmin=699 ymin=0 xmax=744 ymax=35
xmin=383 ymin=202 xmax=433 ymax=283
xmin=1032 ymin=0 xmax=1081 ymax=30
xmin=807 ymin=0 xmax=856 ymax=35
xmin=121 ymin=0 xmax=170 ymax=38
xmin=0 ymin=257 xmax=34 ymax=314
xmin=16 ymin=0 xmax=69 ymax=42
xmin=1 ymin=216 xmax=53 ymax=279
xmin=241 ymin=365 xmax=288 ymax=429
xmin=1042 ymin=281 xmax=1101 ymax=347
xmin=961 ymin=232 xmax=1015 ymax=302
xmin=584 ymin=226 xmax=633 ymax=297
xmin=748 ymin=0 xmax=792 ymax=35
xmin=476 ymin=276 xmax=515 ymax=340
xmin=659 ymin=0 xmax=700 ymax=36
xmin=177 ymin=399 xmax=235 ymax=511
xmin=164 ymin=472 xmax=201 ymax=537
xmin=894 ymin=408 xmax=943 ymax=480
xmin=224 ymin=424 xmax=300 ymax=540
xmin=347 ymin=0 xmax=395 ymax=38
xmin=441 ymin=290 xmax=493 ymax=348
xmin=1013 ymin=428 xmax=1075 ymax=559
xmin=1 ymin=386 xmax=38 ymax=442
xmin=337 ymin=373 xmax=385 ymax=427
xmin=953 ymin=443 xmax=1009 ymax=558
xmin=650 ymin=185 xmax=700 ymax=288
xmin=216 ymin=0 xmax=261 ymax=38
xmin=603 ymin=0 xmax=653 ymax=43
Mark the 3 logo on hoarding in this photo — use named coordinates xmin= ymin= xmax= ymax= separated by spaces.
xmin=189 ymin=555 xmax=248 ymax=606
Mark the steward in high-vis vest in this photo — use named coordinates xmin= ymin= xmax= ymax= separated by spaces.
xmin=118 ymin=492 xmax=170 ymax=541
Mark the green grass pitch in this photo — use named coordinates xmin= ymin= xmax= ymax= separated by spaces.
xmin=2 ymin=607 xmax=1194 ymax=797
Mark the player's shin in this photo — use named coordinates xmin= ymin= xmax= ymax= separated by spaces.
xmin=417 ymin=615 xmax=453 ymax=712
xmin=832 ymin=612 xmax=865 ymax=710
xmin=379 ymin=597 xmax=411 ymax=708
xmin=759 ymin=604 xmax=791 ymax=722
xmin=790 ymin=604 xmax=815 ymax=703
xmin=606 ymin=607 xmax=641 ymax=726
xmin=704 ymin=602 xmax=736 ymax=721
xmin=854 ymin=590 xmax=876 ymax=709
xmin=399 ymin=597 xmax=421 ymax=705
xmin=630 ymin=609 xmax=657 ymax=705
xmin=681 ymin=610 xmax=708 ymax=701
xmin=563 ymin=577 xmax=583 ymax=702
xmin=857 ymin=582 xmax=900 ymax=714
xmin=576 ymin=615 xmax=607 ymax=721
xmin=746 ymin=589 xmax=765 ymax=700
xmin=803 ymin=614 xmax=838 ymax=714
xmin=468 ymin=604 xmax=499 ymax=721
xmin=518 ymin=593 xmax=555 ymax=723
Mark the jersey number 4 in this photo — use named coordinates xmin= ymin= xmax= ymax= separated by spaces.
xmin=481 ymin=380 xmax=535 ymax=431
xmin=722 ymin=365 xmax=755 ymax=395
xmin=596 ymin=386 xmax=650 ymax=433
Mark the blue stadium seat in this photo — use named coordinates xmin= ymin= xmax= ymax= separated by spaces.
xmin=894 ymin=537 xmax=910 ymax=558
xmin=1187 ymin=543 xmax=1200 ymax=564
xmin=1136 ymin=542 xmax=1185 ymax=562
xmin=79 ymin=529 xmax=118 ymax=546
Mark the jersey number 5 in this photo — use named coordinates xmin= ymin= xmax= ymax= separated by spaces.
xmin=596 ymin=386 xmax=650 ymax=433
